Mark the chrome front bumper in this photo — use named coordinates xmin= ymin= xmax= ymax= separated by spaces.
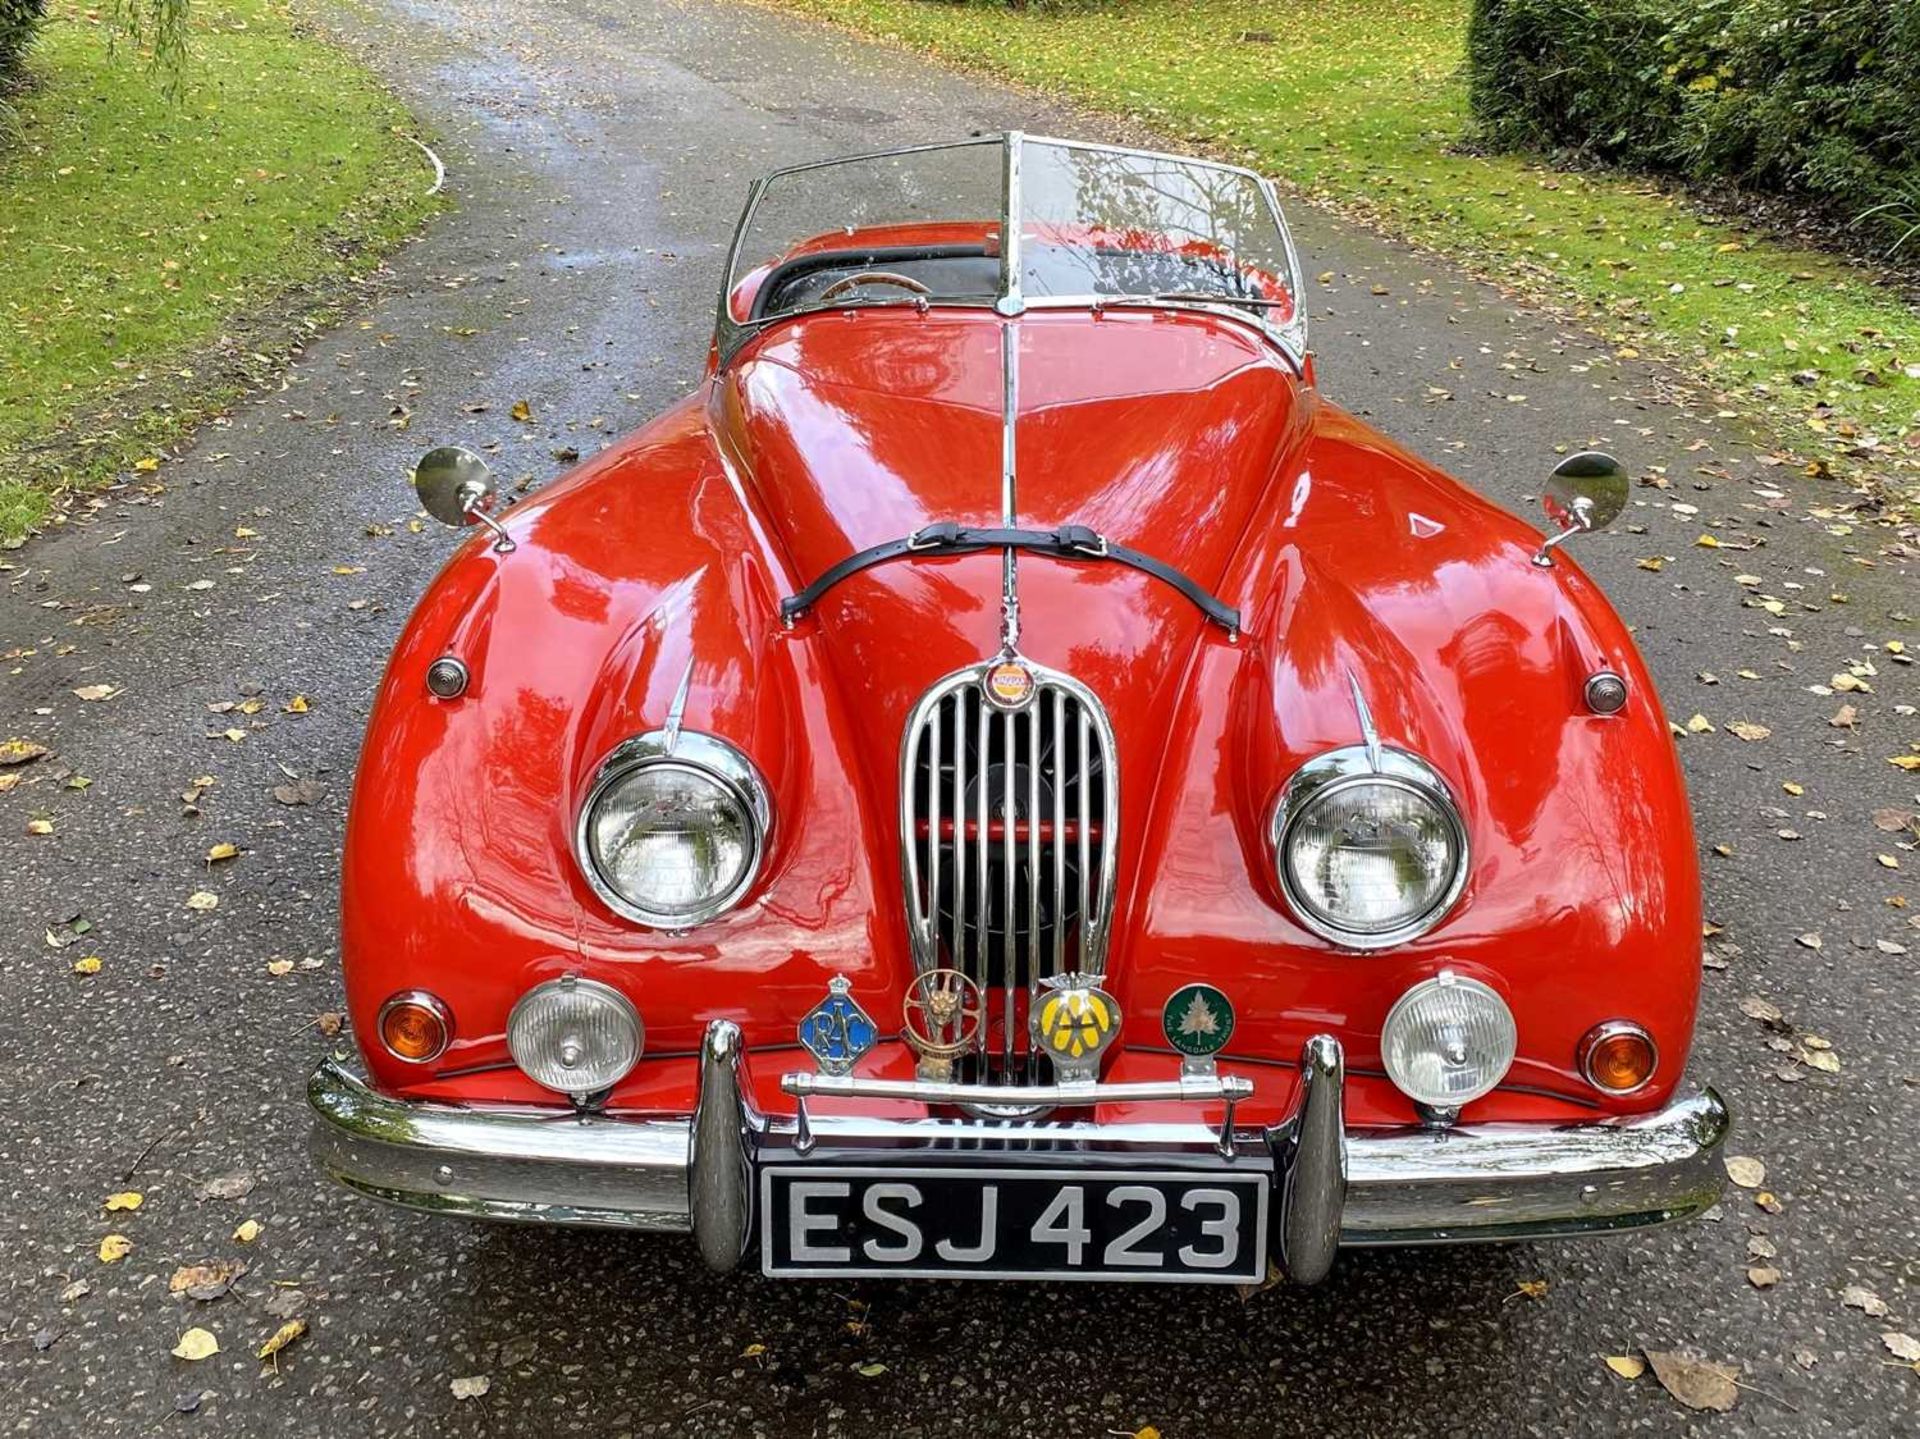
xmin=309 ymin=1022 xmax=1730 ymax=1279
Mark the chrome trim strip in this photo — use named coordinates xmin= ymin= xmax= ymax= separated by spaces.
xmin=661 ymin=656 xmax=695 ymax=753
xmin=782 ymin=1070 xmax=1253 ymax=1107
xmin=999 ymin=130 xmax=1024 ymax=318
xmin=1346 ymin=669 xmax=1383 ymax=774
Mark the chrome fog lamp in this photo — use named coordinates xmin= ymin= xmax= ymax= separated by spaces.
xmin=1271 ymin=745 xmax=1467 ymax=948
xmin=575 ymin=730 xmax=772 ymax=929
xmin=507 ymin=976 xmax=644 ymax=1097
xmin=1381 ymin=971 xmax=1516 ymax=1108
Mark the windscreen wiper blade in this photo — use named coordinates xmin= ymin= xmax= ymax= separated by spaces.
xmin=780 ymin=521 xmax=1240 ymax=635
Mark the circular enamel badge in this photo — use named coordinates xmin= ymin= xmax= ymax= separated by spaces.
xmin=1162 ymin=983 xmax=1234 ymax=1057
xmin=983 ymin=660 xmax=1035 ymax=710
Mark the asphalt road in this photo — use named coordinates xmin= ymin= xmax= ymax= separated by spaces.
xmin=2 ymin=1 xmax=1915 ymax=1434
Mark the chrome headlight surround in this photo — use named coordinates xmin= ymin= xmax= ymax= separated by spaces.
xmin=1269 ymin=744 xmax=1469 ymax=949
xmin=573 ymin=730 xmax=772 ymax=929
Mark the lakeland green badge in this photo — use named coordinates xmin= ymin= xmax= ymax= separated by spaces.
xmin=1162 ymin=983 xmax=1234 ymax=1057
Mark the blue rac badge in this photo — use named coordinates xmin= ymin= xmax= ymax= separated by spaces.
xmin=798 ymin=975 xmax=877 ymax=1076
xmin=1162 ymin=983 xmax=1235 ymax=1058
xmin=1032 ymin=972 xmax=1120 ymax=1083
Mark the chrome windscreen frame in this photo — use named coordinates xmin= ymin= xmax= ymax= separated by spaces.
xmin=713 ymin=132 xmax=1308 ymax=371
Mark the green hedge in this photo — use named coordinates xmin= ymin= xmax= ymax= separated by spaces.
xmin=1467 ymin=0 xmax=1920 ymax=253
xmin=1 ymin=0 xmax=46 ymax=89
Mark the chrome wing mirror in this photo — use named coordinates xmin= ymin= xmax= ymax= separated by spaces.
xmin=1532 ymin=451 xmax=1626 ymax=568
xmin=413 ymin=445 xmax=515 ymax=553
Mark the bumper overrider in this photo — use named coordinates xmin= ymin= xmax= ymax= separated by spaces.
xmin=309 ymin=1022 xmax=1729 ymax=1282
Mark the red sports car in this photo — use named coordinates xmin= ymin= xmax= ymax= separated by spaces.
xmin=310 ymin=134 xmax=1729 ymax=1284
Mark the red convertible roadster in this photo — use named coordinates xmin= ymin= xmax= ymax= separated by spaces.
xmin=311 ymin=135 xmax=1729 ymax=1284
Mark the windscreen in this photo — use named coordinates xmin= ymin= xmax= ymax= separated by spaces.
xmin=1017 ymin=140 xmax=1297 ymax=319
xmin=722 ymin=135 xmax=1302 ymax=346
xmin=727 ymin=141 xmax=1005 ymax=322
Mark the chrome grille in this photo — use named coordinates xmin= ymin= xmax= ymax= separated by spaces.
xmin=901 ymin=660 xmax=1118 ymax=1076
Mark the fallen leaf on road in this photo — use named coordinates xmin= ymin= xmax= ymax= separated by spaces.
xmin=1891 ymin=754 xmax=1920 ymax=772
xmin=510 ymin=400 xmax=534 ymax=423
xmin=98 ymin=1235 xmax=131 ymax=1263
xmin=257 ymin=1319 xmax=306 ymax=1361
xmin=267 ymin=959 xmax=294 ymax=976
xmin=1739 ymin=996 xmax=1784 ymax=1025
xmin=1686 ymin=713 xmax=1716 ymax=733
xmin=1724 ymin=1155 xmax=1766 ymax=1188
xmin=284 ymin=695 xmax=309 ymax=714
xmin=104 ymin=1191 xmax=143 ymax=1212
xmin=856 ymin=1362 xmax=888 ymax=1378
xmin=72 ymin=956 xmax=101 ymax=975
xmin=172 ymin=1328 xmax=220 ymax=1362
xmin=1726 ymin=721 xmax=1770 ymax=742
xmin=0 ymin=738 xmax=48 ymax=765
xmin=1604 ymin=1354 xmax=1646 ymax=1380
xmin=272 ymin=775 xmax=326 ymax=806
xmin=72 ymin=684 xmax=118 ymax=702
xmin=1842 ymin=1284 xmax=1889 ymax=1317
xmin=25 ymin=817 xmax=52 ymax=836
xmin=233 ymin=1219 xmax=262 ymax=1243
xmin=1828 ymin=704 xmax=1858 ymax=728
xmin=1871 ymin=808 xmax=1916 ymax=833
xmin=170 ymin=1261 xmax=246 ymax=1301
xmin=1644 ymin=1350 xmax=1739 ymax=1412
xmin=1796 ymin=932 xmax=1822 ymax=951
xmin=1748 ymin=1266 xmax=1780 ymax=1288
xmin=207 ymin=843 xmax=239 ymax=863
xmin=185 ymin=891 xmax=218 ymax=912
xmin=197 ymin=1172 xmax=255 ymax=1201
xmin=451 ymin=1375 xmax=491 ymax=1400
xmin=1884 ymin=1333 xmax=1920 ymax=1362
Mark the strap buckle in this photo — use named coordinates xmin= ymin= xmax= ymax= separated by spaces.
xmin=1059 ymin=525 xmax=1108 ymax=557
xmin=908 ymin=522 xmax=964 ymax=552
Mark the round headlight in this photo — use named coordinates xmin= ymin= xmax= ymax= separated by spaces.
xmin=508 ymin=976 xmax=644 ymax=1096
xmin=1272 ymin=747 xmax=1466 ymax=948
xmin=576 ymin=731 xmax=771 ymax=929
xmin=1381 ymin=971 xmax=1516 ymax=1108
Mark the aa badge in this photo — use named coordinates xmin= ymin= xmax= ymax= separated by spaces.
xmin=1032 ymin=971 xmax=1120 ymax=1082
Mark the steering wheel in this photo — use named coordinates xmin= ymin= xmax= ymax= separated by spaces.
xmin=818 ymin=270 xmax=933 ymax=302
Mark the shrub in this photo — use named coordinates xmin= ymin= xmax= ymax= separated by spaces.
xmin=1467 ymin=0 xmax=1920 ymax=253
xmin=1 ymin=0 xmax=48 ymax=90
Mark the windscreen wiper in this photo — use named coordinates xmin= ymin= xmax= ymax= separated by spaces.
xmin=780 ymin=521 xmax=1240 ymax=635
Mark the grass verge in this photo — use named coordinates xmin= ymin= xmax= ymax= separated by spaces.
xmin=758 ymin=0 xmax=1919 ymax=518
xmin=0 ymin=0 xmax=438 ymax=543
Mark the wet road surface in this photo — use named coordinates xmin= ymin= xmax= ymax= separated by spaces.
xmin=2 ymin=0 xmax=1915 ymax=1434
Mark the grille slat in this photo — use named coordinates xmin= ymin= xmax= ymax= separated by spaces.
xmin=902 ymin=661 xmax=1117 ymax=1083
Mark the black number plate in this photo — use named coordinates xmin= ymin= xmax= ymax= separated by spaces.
xmin=760 ymin=1165 xmax=1269 ymax=1283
